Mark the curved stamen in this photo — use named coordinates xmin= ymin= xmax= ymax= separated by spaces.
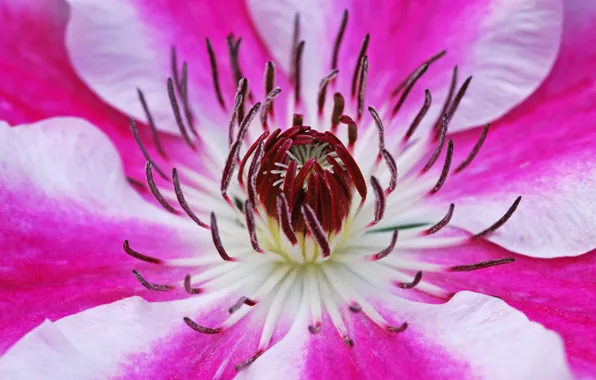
xmin=368 ymin=106 xmax=385 ymax=153
xmin=235 ymin=351 xmax=264 ymax=372
xmin=123 ymin=240 xmax=162 ymax=264
xmin=265 ymin=61 xmax=276 ymax=99
xmin=455 ymin=123 xmax=489 ymax=173
xmin=370 ymin=230 xmax=398 ymax=260
xmin=451 ymin=258 xmax=515 ymax=272
xmin=331 ymin=9 xmax=349 ymax=70
xmin=433 ymin=66 xmax=458 ymax=138
xmin=431 ymin=139 xmax=454 ymax=194
xmin=423 ymin=113 xmax=449 ymax=172
xmin=132 ymin=270 xmax=172 ymax=291
xmin=318 ymin=69 xmax=339 ymax=115
xmin=351 ymin=34 xmax=370 ymax=97
xmin=244 ymin=200 xmax=263 ymax=253
xmin=248 ymin=141 xmax=265 ymax=206
xmin=229 ymin=79 xmax=246 ymax=146
xmin=473 ymin=197 xmax=522 ymax=239
xmin=172 ymin=168 xmax=210 ymax=229
xmin=387 ymin=323 xmax=408 ymax=333
xmin=426 ymin=203 xmax=455 ymax=235
xmin=137 ymin=88 xmax=166 ymax=158
xmin=357 ymin=56 xmax=368 ymax=120
xmin=183 ymin=317 xmax=221 ymax=334
xmin=392 ymin=63 xmax=429 ymax=116
xmin=397 ymin=271 xmax=423 ymax=289
xmin=331 ymin=92 xmax=345 ymax=132
xmin=339 ymin=115 xmax=357 ymax=148
xmin=229 ymin=296 xmax=258 ymax=314
xmin=167 ymin=77 xmax=196 ymax=149
xmin=301 ymin=204 xmax=331 ymax=258
xmin=184 ymin=274 xmax=202 ymax=294
xmin=145 ymin=162 xmax=179 ymax=214
xmin=260 ymin=87 xmax=281 ymax=129
xmin=370 ymin=176 xmax=386 ymax=226
xmin=381 ymin=149 xmax=398 ymax=193
xmin=236 ymin=102 xmax=262 ymax=146
xmin=447 ymin=76 xmax=473 ymax=121
xmin=308 ymin=323 xmax=322 ymax=334
xmin=205 ymin=38 xmax=226 ymax=109
xmin=221 ymin=141 xmax=241 ymax=202
xmin=404 ymin=89 xmax=432 ymax=142
xmin=227 ymin=34 xmax=247 ymax=99
xmin=277 ymin=194 xmax=298 ymax=244
xmin=294 ymin=40 xmax=306 ymax=104
xmin=210 ymin=212 xmax=235 ymax=262
xmin=392 ymin=50 xmax=446 ymax=95
xmin=179 ymin=61 xmax=198 ymax=137
xmin=129 ymin=118 xmax=167 ymax=180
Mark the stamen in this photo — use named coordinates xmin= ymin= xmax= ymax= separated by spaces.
xmin=447 ymin=76 xmax=473 ymax=121
xmin=351 ymin=34 xmax=370 ymax=97
xmin=123 ymin=240 xmax=162 ymax=264
xmin=422 ymin=114 xmax=448 ymax=172
xmin=339 ymin=115 xmax=357 ymax=148
xmin=381 ymin=149 xmax=398 ymax=193
xmin=370 ymin=176 xmax=386 ymax=226
xmin=292 ymin=113 xmax=304 ymax=126
xmin=473 ymin=197 xmax=522 ymax=239
xmin=433 ymin=66 xmax=458 ymax=138
xmin=392 ymin=50 xmax=446 ymax=95
xmin=331 ymin=92 xmax=345 ymax=132
xmin=210 ymin=212 xmax=235 ymax=261
xmin=179 ymin=61 xmax=198 ymax=137
xmin=357 ymin=56 xmax=369 ymax=120
xmin=392 ymin=63 xmax=429 ymax=116
xmin=403 ymin=89 xmax=432 ymax=142
xmin=244 ymin=200 xmax=263 ymax=253
xmin=172 ymin=168 xmax=210 ymax=229
xmin=183 ymin=317 xmax=221 ymax=334
xmin=308 ymin=324 xmax=322 ymax=334
xmin=205 ymin=38 xmax=226 ymax=109
xmin=129 ymin=118 xmax=167 ymax=180
xmin=431 ymin=139 xmax=454 ymax=194
xmin=344 ymin=336 xmax=355 ymax=348
xmin=264 ymin=61 xmax=276 ymax=100
xmin=184 ymin=274 xmax=202 ymax=294
xmin=260 ymin=87 xmax=282 ymax=129
xmin=370 ymin=230 xmax=398 ymax=260
xmin=236 ymin=102 xmax=262 ymax=146
xmin=324 ymin=132 xmax=367 ymax=200
xmin=227 ymin=34 xmax=246 ymax=98
xmin=294 ymin=40 xmax=305 ymax=104
xmin=248 ymin=141 xmax=265 ymax=206
xmin=386 ymin=323 xmax=408 ymax=333
xmin=145 ymin=162 xmax=179 ymax=214
xmin=451 ymin=258 xmax=515 ymax=272
xmin=301 ymin=204 xmax=331 ymax=258
xmin=349 ymin=303 xmax=363 ymax=313
xmin=237 ymin=78 xmax=249 ymax=127
xmin=368 ymin=106 xmax=385 ymax=152
xmin=426 ymin=203 xmax=455 ymax=234
xmin=132 ymin=270 xmax=171 ymax=291
xmin=277 ymin=195 xmax=298 ymax=244
xmin=137 ymin=88 xmax=166 ymax=158
xmin=235 ymin=351 xmax=264 ymax=372
xmin=397 ymin=271 xmax=422 ymax=289
xmin=455 ymin=123 xmax=489 ymax=173
xmin=318 ymin=69 xmax=339 ymax=115
xmin=167 ymin=77 xmax=196 ymax=149
xmin=290 ymin=14 xmax=301 ymax=82
xmin=221 ymin=141 xmax=241 ymax=201
xmin=229 ymin=296 xmax=258 ymax=314
xmin=331 ymin=9 xmax=348 ymax=70
xmin=229 ymin=78 xmax=246 ymax=146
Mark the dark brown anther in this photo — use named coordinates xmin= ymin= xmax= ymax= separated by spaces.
xmin=145 ymin=162 xmax=179 ymax=214
xmin=210 ymin=212 xmax=235 ymax=261
xmin=381 ymin=149 xmax=398 ymax=193
xmin=235 ymin=351 xmax=264 ymax=372
xmin=433 ymin=66 xmax=458 ymax=138
xmin=293 ymin=113 xmax=304 ymax=126
xmin=290 ymin=13 xmax=301 ymax=80
xmin=183 ymin=317 xmax=221 ymax=334
xmin=123 ymin=240 xmax=162 ymax=264
xmin=473 ymin=197 xmax=522 ymax=239
xmin=170 ymin=46 xmax=182 ymax=95
xmin=308 ymin=323 xmax=322 ymax=334
xmin=167 ymin=77 xmax=196 ymax=149
xmin=392 ymin=50 xmax=446 ymax=95
xmin=392 ymin=63 xmax=429 ymax=116
xmin=404 ymin=89 xmax=432 ymax=141
xmin=294 ymin=40 xmax=306 ymax=104
xmin=370 ymin=176 xmax=386 ymax=226
xmin=431 ymin=139 xmax=454 ymax=194
xmin=332 ymin=10 xmax=349 ymax=70
xmin=351 ymin=34 xmax=370 ymax=97
xmin=343 ymin=336 xmax=355 ymax=347
xmin=423 ymin=114 xmax=449 ymax=172
xmin=387 ymin=322 xmax=408 ymax=333
xmin=229 ymin=296 xmax=258 ymax=314
xmin=277 ymin=194 xmax=298 ymax=244
xmin=451 ymin=258 xmax=515 ymax=272
xmin=426 ymin=204 xmax=454 ymax=235
xmin=301 ymin=204 xmax=331 ymax=258
xmin=205 ymin=38 xmax=226 ymax=109
xmin=455 ymin=123 xmax=489 ymax=173
xmin=357 ymin=56 xmax=369 ymax=120
xmin=129 ymin=118 xmax=167 ymax=180
xmin=229 ymin=78 xmax=246 ymax=146
xmin=447 ymin=75 xmax=473 ymax=121
xmin=248 ymin=141 xmax=265 ymax=206
xmin=331 ymin=92 xmax=345 ymax=132
xmin=237 ymin=77 xmax=249 ymax=126
xmin=368 ymin=106 xmax=385 ymax=152
xmin=349 ymin=303 xmax=363 ymax=313
xmin=132 ymin=270 xmax=172 ymax=291
xmin=137 ymin=88 xmax=166 ymax=158
xmin=184 ymin=274 xmax=202 ymax=294
xmin=179 ymin=61 xmax=198 ymax=137
xmin=236 ymin=102 xmax=262 ymax=145
xmin=339 ymin=115 xmax=357 ymax=146
xmin=227 ymin=34 xmax=247 ymax=100
xmin=221 ymin=141 xmax=241 ymax=201
xmin=260 ymin=87 xmax=282 ymax=129
xmin=265 ymin=61 xmax=276 ymax=99
xmin=397 ymin=271 xmax=422 ymax=289
xmin=172 ymin=168 xmax=210 ymax=229
xmin=373 ymin=230 xmax=398 ymax=260
xmin=244 ymin=200 xmax=263 ymax=253
xmin=317 ymin=69 xmax=339 ymax=115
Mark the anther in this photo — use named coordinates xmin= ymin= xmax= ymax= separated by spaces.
xmin=339 ymin=115 xmax=357 ymax=148
xmin=294 ymin=40 xmax=306 ymax=104
xmin=451 ymin=258 xmax=515 ymax=272
xmin=221 ymin=141 xmax=241 ymax=202
xmin=264 ymin=61 xmax=276 ymax=101
xmin=343 ymin=336 xmax=355 ymax=347
xmin=172 ymin=168 xmax=210 ymax=229
xmin=236 ymin=102 xmax=262 ymax=147
xmin=301 ymin=204 xmax=331 ymax=258
xmin=423 ymin=114 xmax=449 ymax=172
xmin=357 ymin=56 xmax=369 ymax=120
xmin=308 ymin=323 xmax=322 ymax=334
xmin=137 ymin=88 xmax=166 ymax=158
xmin=331 ymin=10 xmax=348 ymax=70
xmin=351 ymin=34 xmax=370 ymax=97
xmin=349 ymin=303 xmax=363 ymax=313
xmin=132 ymin=270 xmax=172 ymax=291
xmin=229 ymin=296 xmax=258 ymax=313
xmin=205 ymin=38 xmax=226 ymax=109
xmin=277 ymin=194 xmax=298 ymax=245
xmin=123 ymin=240 xmax=162 ymax=264
xmin=392 ymin=50 xmax=446 ymax=95
xmin=145 ymin=162 xmax=179 ymax=214
xmin=433 ymin=66 xmax=458 ymax=138
xmin=290 ymin=14 xmax=301 ymax=82
xmin=392 ymin=63 xmax=429 ymax=116
xmin=179 ymin=61 xmax=198 ymax=137
xmin=369 ymin=106 xmax=385 ymax=153
xmin=293 ymin=113 xmax=304 ymax=126
xmin=431 ymin=139 xmax=454 ymax=194
xmin=129 ymin=118 xmax=167 ymax=180
xmin=235 ymin=351 xmax=264 ymax=372
xmin=331 ymin=92 xmax=345 ymax=132
xmin=210 ymin=212 xmax=235 ymax=261
xmin=447 ymin=76 xmax=473 ymax=121
xmin=244 ymin=200 xmax=263 ymax=253
xmin=370 ymin=176 xmax=386 ymax=226
xmin=455 ymin=123 xmax=489 ymax=173
xmin=381 ymin=149 xmax=398 ymax=193
xmin=227 ymin=34 xmax=247 ymax=99
xmin=387 ymin=322 xmax=408 ymax=333
xmin=247 ymin=141 xmax=265 ymax=206
xmin=183 ymin=274 xmax=202 ymax=294
xmin=426 ymin=204 xmax=454 ymax=234
xmin=170 ymin=46 xmax=182 ymax=95
xmin=260 ymin=87 xmax=281 ymax=129
xmin=183 ymin=317 xmax=221 ymax=334
xmin=404 ymin=89 xmax=432 ymax=142
xmin=397 ymin=271 xmax=422 ymax=289
xmin=229 ymin=78 xmax=246 ymax=146
xmin=167 ymin=77 xmax=196 ymax=149
xmin=318 ymin=69 xmax=339 ymax=115
xmin=371 ymin=230 xmax=398 ymax=260
xmin=473 ymin=197 xmax=522 ymax=239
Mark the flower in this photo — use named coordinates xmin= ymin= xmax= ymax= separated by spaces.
xmin=1 ymin=0 xmax=595 ymax=378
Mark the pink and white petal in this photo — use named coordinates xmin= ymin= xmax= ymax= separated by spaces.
xmin=433 ymin=0 xmax=596 ymax=258
xmin=247 ymin=0 xmax=562 ymax=132
xmin=0 ymin=118 xmax=200 ymax=354
xmin=65 ymin=0 xmax=290 ymax=134
xmin=243 ymin=292 xmax=571 ymax=379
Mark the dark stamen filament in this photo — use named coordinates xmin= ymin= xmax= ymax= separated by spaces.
xmin=331 ymin=92 xmax=345 ymax=132
xmin=221 ymin=141 xmax=241 ymax=201
xmin=172 ymin=168 xmax=210 ymax=229
xmin=123 ymin=240 xmax=162 ymax=264
xmin=404 ymin=89 xmax=432 ymax=141
xmin=455 ymin=123 xmax=489 ymax=173
xmin=145 ymin=162 xmax=178 ymax=214
xmin=229 ymin=78 xmax=247 ymax=146
xmin=381 ymin=149 xmax=398 ymax=193
xmin=351 ymin=34 xmax=370 ymax=97
xmin=433 ymin=66 xmax=458 ymax=138
xmin=179 ymin=61 xmax=198 ymax=137
xmin=392 ymin=63 xmax=429 ymax=116
xmin=426 ymin=204 xmax=454 ymax=235
xmin=301 ymin=204 xmax=331 ymax=258
xmin=392 ymin=50 xmax=446 ymax=95
xmin=129 ymin=118 xmax=167 ymax=180
xmin=227 ymin=34 xmax=247 ymax=99
xmin=205 ymin=38 xmax=226 ymax=109
xmin=183 ymin=317 xmax=221 ymax=334
xmin=447 ymin=76 xmax=473 ymax=121
xmin=318 ymin=69 xmax=339 ymax=115
xmin=277 ymin=194 xmax=298 ymax=244
xmin=357 ymin=56 xmax=368 ymax=119
xmin=290 ymin=14 xmax=300 ymax=81
xmin=132 ymin=270 xmax=171 ymax=291
xmin=473 ymin=197 xmax=522 ymax=239
xmin=451 ymin=258 xmax=515 ymax=272
xmin=397 ymin=271 xmax=422 ymax=289
xmin=368 ymin=106 xmax=385 ymax=152
xmin=260 ymin=87 xmax=282 ymax=129
xmin=293 ymin=113 xmax=304 ymax=126
xmin=387 ymin=322 xmax=408 ymax=333
xmin=370 ymin=176 xmax=386 ymax=226
xmin=244 ymin=200 xmax=263 ymax=253
xmin=167 ymin=77 xmax=196 ymax=149
xmin=294 ymin=41 xmax=305 ymax=104
xmin=184 ymin=274 xmax=202 ymax=294
xmin=332 ymin=10 xmax=348 ymax=70
xmin=308 ymin=324 xmax=322 ymax=334
xmin=339 ymin=115 xmax=357 ymax=147
xmin=343 ymin=336 xmax=355 ymax=347
xmin=229 ymin=296 xmax=258 ymax=314
xmin=373 ymin=230 xmax=398 ymax=260
xmin=210 ymin=212 xmax=235 ymax=261
xmin=423 ymin=114 xmax=448 ymax=172
xmin=248 ymin=141 xmax=265 ymax=206
xmin=137 ymin=88 xmax=166 ymax=158
xmin=235 ymin=351 xmax=264 ymax=372
xmin=349 ymin=303 xmax=363 ymax=313
xmin=431 ymin=139 xmax=454 ymax=194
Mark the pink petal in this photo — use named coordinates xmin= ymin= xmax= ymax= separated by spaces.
xmin=65 ymin=0 xmax=290 ymax=133
xmin=247 ymin=0 xmax=562 ymax=131
xmin=434 ymin=0 xmax=596 ymax=258
xmin=0 ymin=118 xmax=196 ymax=354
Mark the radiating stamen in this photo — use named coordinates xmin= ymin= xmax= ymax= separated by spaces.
xmin=237 ymin=78 xmax=250 ymax=126
xmin=170 ymin=46 xmax=183 ymax=97
xmin=318 ymin=69 xmax=339 ymax=115
xmin=370 ymin=176 xmax=386 ymax=226
xmin=331 ymin=92 xmax=345 ymax=132
xmin=369 ymin=230 xmax=398 ymax=260
xmin=294 ymin=40 xmax=306 ymax=104
xmin=392 ymin=50 xmax=446 ymax=95
xmin=137 ymin=88 xmax=166 ymax=158
xmin=245 ymin=200 xmax=263 ymax=253
xmin=205 ymin=38 xmax=226 ymax=109
xmin=183 ymin=317 xmax=221 ymax=334
xmin=235 ymin=351 xmax=264 ymax=372
xmin=248 ymin=141 xmax=265 ymax=206
xmin=123 ymin=240 xmax=162 ymax=264
xmin=172 ymin=168 xmax=210 ymax=229
xmin=331 ymin=9 xmax=349 ymax=70
xmin=339 ymin=115 xmax=357 ymax=149
xmin=179 ymin=61 xmax=198 ymax=137
xmin=145 ymin=162 xmax=179 ymax=214
xmin=422 ymin=114 xmax=449 ymax=172
xmin=431 ymin=139 xmax=454 ymax=194
xmin=386 ymin=323 xmax=408 ymax=333
xmin=473 ymin=197 xmax=522 ymax=239
xmin=277 ymin=194 xmax=298 ymax=244
xmin=167 ymin=77 xmax=196 ymax=149
xmin=229 ymin=78 xmax=246 ymax=146
xmin=290 ymin=14 xmax=301 ymax=82
xmin=433 ymin=66 xmax=458 ymax=138
xmin=404 ymin=89 xmax=432 ymax=142
xmin=210 ymin=212 xmax=235 ymax=261
xmin=455 ymin=123 xmax=489 ymax=173
xmin=227 ymin=34 xmax=247 ymax=100
xmin=447 ymin=75 xmax=473 ymax=121
xmin=381 ymin=149 xmax=398 ymax=193
xmin=260 ymin=87 xmax=281 ymax=129
xmin=369 ymin=106 xmax=385 ymax=153
xmin=129 ymin=118 xmax=167 ymax=180
xmin=184 ymin=274 xmax=202 ymax=294
xmin=132 ymin=270 xmax=172 ymax=291
xmin=265 ymin=61 xmax=276 ymax=99
xmin=357 ymin=56 xmax=369 ymax=120
xmin=451 ymin=258 xmax=515 ymax=272
xmin=392 ymin=63 xmax=429 ymax=116
xmin=349 ymin=303 xmax=363 ymax=313
xmin=301 ymin=204 xmax=331 ymax=258
xmin=221 ymin=141 xmax=241 ymax=202
xmin=426 ymin=203 xmax=455 ymax=235
xmin=229 ymin=296 xmax=258 ymax=314
xmin=351 ymin=34 xmax=370 ymax=97
xmin=397 ymin=271 xmax=422 ymax=289
xmin=236 ymin=102 xmax=262 ymax=147
xmin=292 ymin=113 xmax=304 ymax=126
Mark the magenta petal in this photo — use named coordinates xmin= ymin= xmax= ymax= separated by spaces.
xmin=0 ymin=118 xmax=196 ymax=354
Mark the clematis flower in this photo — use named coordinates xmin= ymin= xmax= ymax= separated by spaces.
xmin=1 ymin=0 xmax=596 ymax=378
